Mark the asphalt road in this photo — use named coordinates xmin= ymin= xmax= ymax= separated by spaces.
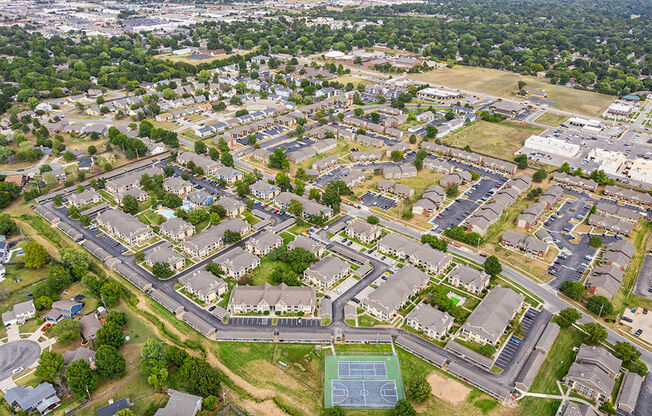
xmin=0 ymin=340 xmax=41 ymax=380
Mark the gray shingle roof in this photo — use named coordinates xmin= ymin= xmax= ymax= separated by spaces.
xmin=461 ymin=286 xmax=524 ymax=344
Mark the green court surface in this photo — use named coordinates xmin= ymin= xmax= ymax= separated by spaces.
xmin=449 ymin=296 xmax=461 ymax=305
xmin=324 ymin=354 xmax=405 ymax=409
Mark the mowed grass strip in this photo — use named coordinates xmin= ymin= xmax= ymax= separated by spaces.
xmin=528 ymin=326 xmax=583 ymax=394
xmin=534 ymin=112 xmax=569 ymax=127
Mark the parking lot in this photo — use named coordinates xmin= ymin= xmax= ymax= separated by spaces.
xmin=494 ymin=308 xmax=539 ymax=370
xmin=95 ymin=232 xmax=128 ymax=254
xmin=430 ymin=198 xmax=478 ymax=231
xmin=269 ymin=137 xmax=316 ymax=153
xmin=228 ymin=316 xmax=272 ymax=326
xmin=276 ymin=318 xmax=321 ymax=327
xmin=359 ymin=192 xmax=397 ymax=210
xmin=634 ymin=255 xmax=652 ymax=300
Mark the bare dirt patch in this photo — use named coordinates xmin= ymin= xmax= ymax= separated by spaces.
xmin=427 ymin=370 xmax=470 ymax=405
xmin=240 ymin=399 xmax=286 ymax=416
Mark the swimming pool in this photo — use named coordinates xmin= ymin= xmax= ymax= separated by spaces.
xmin=160 ymin=210 xmax=176 ymax=219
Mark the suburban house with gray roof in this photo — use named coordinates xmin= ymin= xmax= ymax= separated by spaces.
xmin=179 ymin=269 xmax=228 ymax=303
xmin=516 ymin=201 xmax=547 ymax=230
xmin=180 ymin=218 xmax=250 ymax=258
xmin=603 ymin=240 xmax=634 ymax=270
xmin=215 ymin=250 xmax=260 ymax=279
xmin=245 ymin=231 xmax=283 ymax=256
xmin=406 ymin=303 xmax=454 ymax=340
xmin=216 ymin=196 xmax=245 ymax=218
xmin=440 ymin=171 xmax=471 ymax=188
xmin=378 ymin=233 xmax=421 ymax=259
xmin=409 ymin=245 xmax=452 ymax=275
xmin=177 ymin=151 xmax=221 ymax=175
xmin=539 ymin=185 xmax=564 ymax=209
xmin=501 ymin=230 xmax=549 ymax=258
xmin=1 ymin=300 xmax=35 ymax=326
xmin=564 ymin=345 xmax=622 ymax=403
xmin=413 ymin=185 xmax=446 ymax=216
xmin=304 ymin=256 xmax=350 ymax=290
xmin=595 ymin=202 xmax=640 ymax=224
xmin=144 ymin=243 xmax=185 ymax=272
xmin=345 ymin=218 xmax=381 ymax=244
xmin=559 ymin=403 xmax=597 ymax=416
xmin=159 ymin=217 xmax=195 ymax=241
xmin=63 ymin=347 xmax=96 ymax=366
xmin=585 ymin=264 xmax=623 ymax=300
xmin=275 ymin=192 xmax=333 ymax=219
xmin=3 ymin=383 xmax=60 ymax=415
xmin=115 ymin=187 xmax=149 ymax=204
xmin=155 ymin=389 xmax=202 ymax=416
xmin=447 ymin=264 xmax=490 ymax=294
xmin=460 ymin=286 xmax=524 ymax=345
xmin=554 ymin=172 xmax=598 ymax=192
xmin=587 ymin=213 xmax=634 ymax=236
xmin=228 ymin=283 xmax=316 ymax=315
xmin=80 ymin=314 xmax=102 ymax=341
xmin=287 ymin=235 xmax=325 ymax=258
xmin=377 ymin=179 xmax=414 ymax=199
xmin=251 ymin=181 xmax=280 ymax=200
xmin=362 ymin=265 xmax=429 ymax=321
xmin=604 ymin=184 xmax=652 ymax=207
xmin=96 ymin=209 xmax=154 ymax=245
xmin=68 ymin=189 xmax=101 ymax=208
xmin=163 ymin=177 xmax=193 ymax=197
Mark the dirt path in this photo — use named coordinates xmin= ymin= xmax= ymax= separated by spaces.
xmin=15 ymin=219 xmax=62 ymax=259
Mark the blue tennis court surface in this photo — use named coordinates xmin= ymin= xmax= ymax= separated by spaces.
xmin=331 ymin=379 xmax=399 ymax=408
xmin=338 ymin=361 xmax=387 ymax=379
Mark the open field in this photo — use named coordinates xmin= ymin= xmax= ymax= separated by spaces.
xmin=443 ymin=120 xmax=543 ymax=159
xmin=155 ymin=50 xmax=243 ymax=65
xmin=412 ymin=66 xmax=614 ymax=117
xmin=250 ymin=257 xmax=296 ymax=286
xmin=534 ymin=112 xmax=569 ymax=127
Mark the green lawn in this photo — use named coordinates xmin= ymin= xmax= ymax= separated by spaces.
xmin=529 ymin=326 xmax=583 ymax=394
xmin=356 ymin=313 xmax=388 ymax=327
xmin=517 ymin=397 xmax=562 ymax=416
xmin=280 ymin=232 xmax=296 ymax=244
xmin=243 ymin=210 xmax=260 ymax=226
xmin=249 ymin=258 xmax=296 ymax=286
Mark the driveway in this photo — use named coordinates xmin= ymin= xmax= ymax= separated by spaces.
xmin=0 ymin=340 xmax=41 ymax=381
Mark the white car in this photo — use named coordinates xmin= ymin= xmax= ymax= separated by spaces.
xmin=12 ymin=367 xmax=24 ymax=375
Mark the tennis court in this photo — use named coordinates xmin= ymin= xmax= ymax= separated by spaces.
xmin=325 ymin=355 xmax=405 ymax=409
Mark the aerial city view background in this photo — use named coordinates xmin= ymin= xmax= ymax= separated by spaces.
xmin=0 ymin=0 xmax=650 ymax=415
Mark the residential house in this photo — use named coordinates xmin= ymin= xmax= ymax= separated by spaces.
xmin=179 ymin=269 xmax=228 ymax=303
xmin=304 ymin=256 xmax=350 ymax=290
xmin=144 ymin=243 xmax=186 ymax=272
xmin=45 ymin=300 xmax=83 ymax=322
xmin=377 ymin=179 xmax=414 ymax=199
xmin=362 ymin=266 xmax=430 ymax=321
xmin=288 ymin=235 xmax=325 ymax=258
xmin=616 ymin=371 xmax=644 ymax=414
xmin=180 ymin=218 xmax=250 ymax=258
xmin=350 ymin=151 xmax=382 ymax=162
xmin=228 ymin=283 xmax=316 ymax=315
xmin=460 ymin=286 xmax=524 ymax=345
xmin=177 ymin=151 xmax=222 ymax=176
xmin=595 ymin=202 xmax=640 ymax=224
xmin=246 ymin=231 xmax=283 ymax=256
xmin=345 ymin=218 xmax=381 ymax=244
xmin=163 ymin=177 xmax=193 ymax=197
xmin=553 ymin=173 xmax=598 ymax=193
xmin=1 ymin=301 xmax=36 ymax=326
xmin=422 ymin=157 xmax=454 ymax=174
xmin=604 ymin=185 xmax=652 ymax=207
xmin=215 ymin=167 xmax=244 ymax=185
xmin=602 ymin=240 xmax=634 ymax=270
xmin=564 ymin=345 xmax=622 ymax=403
xmin=516 ymin=202 xmax=547 ymax=229
xmin=585 ymin=265 xmax=623 ymax=300
xmin=159 ymin=217 xmax=195 ymax=241
xmin=501 ymin=230 xmax=549 ymax=258
xmin=447 ymin=264 xmax=490 ymax=294
xmin=63 ymin=347 xmax=96 ymax=366
xmin=251 ymin=181 xmax=280 ymax=200
xmin=155 ymin=389 xmax=203 ymax=416
xmin=68 ymin=189 xmax=102 ymax=208
xmin=96 ymin=209 xmax=155 ymax=245
xmin=587 ymin=214 xmax=634 ymax=236
xmin=412 ymin=185 xmax=446 ymax=216
xmin=3 ymin=383 xmax=60 ymax=415
xmin=440 ymin=171 xmax=471 ymax=188
xmin=79 ymin=314 xmax=102 ymax=341
xmin=216 ymin=250 xmax=260 ymax=279
xmin=96 ymin=398 xmax=132 ymax=416
xmin=217 ymin=196 xmax=246 ymax=218
xmin=406 ymin=303 xmax=454 ymax=339
xmin=383 ymin=164 xmax=417 ymax=179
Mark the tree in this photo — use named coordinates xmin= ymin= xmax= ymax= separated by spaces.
xmin=163 ymin=166 xmax=174 ymax=177
xmin=407 ymin=376 xmax=431 ymax=403
xmin=425 ymin=125 xmax=438 ymax=138
xmin=34 ymin=295 xmax=53 ymax=310
xmin=121 ymin=194 xmax=139 ymax=214
xmin=0 ymin=214 xmax=17 ymax=235
xmin=613 ymin=341 xmax=640 ymax=366
xmin=287 ymin=248 xmax=316 ymax=274
xmin=532 ymin=168 xmax=547 ymax=182
xmin=367 ymin=215 xmax=379 ymax=225
xmin=80 ymin=214 xmax=91 ymax=227
xmin=557 ymin=308 xmax=581 ymax=328
xmin=308 ymin=188 xmax=321 ymax=202
xmin=445 ymin=185 xmax=459 ymax=197
xmin=480 ymin=343 xmax=496 ymax=357
xmin=88 ymin=145 xmax=97 ymax=155
xmin=66 ymin=359 xmax=98 ymax=398
xmin=560 ymin=281 xmax=586 ymax=301
xmin=54 ymin=319 xmax=81 ymax=344
xmin=68 ymin=206 xmax=80 ymax=219
xmin=589 ymin=236 xmax=602 ymax=248
xmin=60 ymin=247 xmax=90 ymax=275
xmin=559 ymin=162 xmax=571 ymax=173
xmin=287 ymin=199 xmax=304 ymax=218
xmin=483 ymin=255 xmax=502 ymax=277
xmin=147 ymin=367 xmax=168 ymax=391
xmin=94 ymin=343 xmax=126 ymax=381
xmin=221 ymin=151 xmax=234 ymax=167
xmin=514 ymin=154 xmax=528 ymax=169
xmin=275 ymin=172 xmax=292 ymax=191
xmin=100 ymin=281 xmax=122 ymax=306
xmin=582 ymin=323 xmax=607 ymax=345
xmin=194 ymin=141 xmax=207 ymax=154
xmin=203 ymin=395 xmax=218 ymax=411
xmin=141 ymin=338 xmax=167 ymax=378
xmin=35 ymin=350 xmax=64 ymax=383
xmin=390 ymin=150 xmax=403 ymax=162
xmin=96 ymin=321 xmax=125 ymax=349
xmin=223 ymin=230 xmax=242 ymax=244
xmin=325 ymin=406 xmax=346 ymax=416
xmin=392 ymin=399 xmax=416 ymax=416
xmin=153 ymin=262 xmax=174 ymax=279
xmin=105 ymin=311 xmax=127 ymax=327
xmin=587 ymin=296 xmax=613 ymax=317
xmin=24 ymin=242 xmax=49 ymax=269
xmin=269 ymin=147 xmax=290 ymax=171
xmin=115 ymin=411 xmax=136 ymax=416
xmin=52 ymin=194 xmax=63 ymax=207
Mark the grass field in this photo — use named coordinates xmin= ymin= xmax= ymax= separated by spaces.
xmin=517 ymin=397 xmax=562 ymax=416
xmin=412 ymin=66 xmax=614 ymax=117
xmin=534 ymin=112 xmax=570 ymax=127
xmin=528 ymin=326 xmax=583 ymax=394
xmin=443 ymin=120 xmax=543 ymax=159
xmin=250 ymin=257 xmax=296 ymax=286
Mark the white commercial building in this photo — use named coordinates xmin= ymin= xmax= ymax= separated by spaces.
xmin=523 ymin=135 xmax=580 ymax=157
